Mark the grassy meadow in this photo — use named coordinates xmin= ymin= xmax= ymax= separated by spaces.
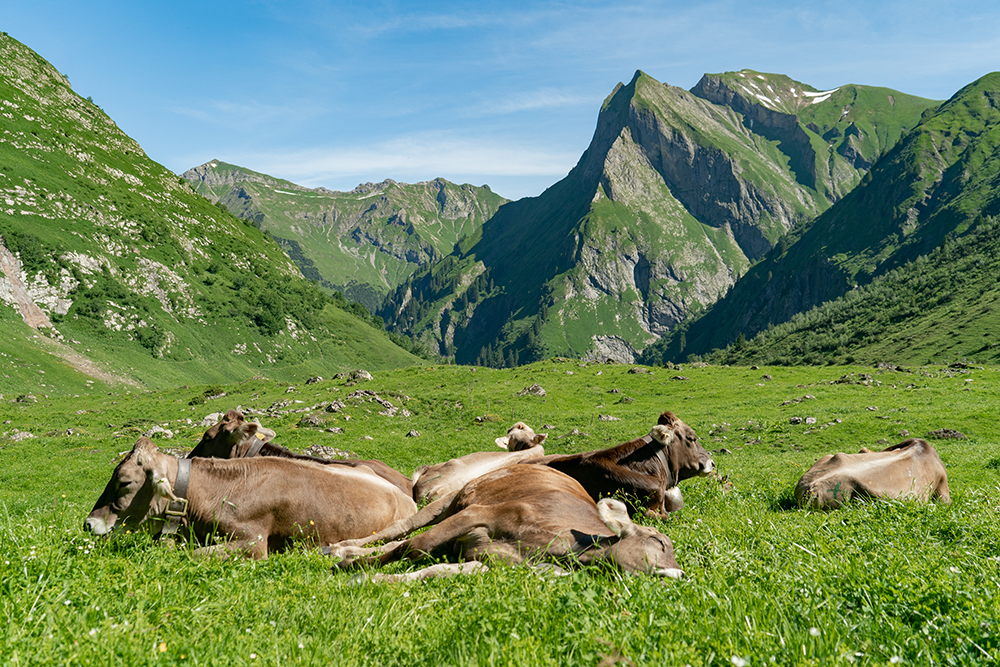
xmin=2 ymin=360 xmax=999 ymax=665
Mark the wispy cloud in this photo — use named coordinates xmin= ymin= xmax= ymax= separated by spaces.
xmin=244 ymin=132 xmax=578 ymax=182
xmin=468 ymin=88 xmax=594 ymax=116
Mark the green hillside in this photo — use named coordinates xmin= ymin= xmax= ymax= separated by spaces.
xmin=658 ymin=72 xmax=1000 ymax=362
xmin=692 ymin=215 xmax=1000 ymax=367
xmin=380 ymin=70 xmax=934 ymax=366
xmin=0 ymin=33 xmax=420 ymax=395
xmin=183 ymin=162 xmax=507 ymax=312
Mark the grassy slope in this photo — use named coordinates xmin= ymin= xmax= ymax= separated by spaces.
xmin=186 ymin=162 xmax=507 ymax=311
xmin=2 ymin=362 xmax=999 ymax=664
xmin=700 ymin=217 xmax=1000 ymax=367
xmin=0 ymin=34 xmax=420 ymax=391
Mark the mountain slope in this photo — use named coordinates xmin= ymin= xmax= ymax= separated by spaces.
xmin=0 ymin=32 xmax=420 ymax=393
xmin=379 ymin=70 xmax=935 ymax=365
xmin=657 ymin=71 xmax=1000 ymax=361
xmin=698 ymin=215 xmax=1000 ymax=367
xmin=183 ymin=162 xmax=506 ymax=312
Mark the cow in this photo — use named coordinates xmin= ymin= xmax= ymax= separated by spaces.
xmin=327 ymin=464 xmax=684 ymax=581
xmin=410 ymin=421 xmax=546 ymax=502
xmin=85 ymin=437 xmax=417 ymax=558
xmin=795 ymin=438 xmax=951 ymax=509
xmin=522 ymin=411 xmax=714 ymax=518
xmin=189 ymin=409 xmax=413 ymax=497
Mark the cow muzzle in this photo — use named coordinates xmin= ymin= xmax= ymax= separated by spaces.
xmin=700 ymin=458 xmax=715 ymax=476
xmin=84 ymin=515 xmax=115 ymax=536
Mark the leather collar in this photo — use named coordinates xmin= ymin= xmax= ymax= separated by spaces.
xmin=161 ymin=457 xmax=191 ymax=536
xmin=245 ymin=435 xmax=266 ymax=458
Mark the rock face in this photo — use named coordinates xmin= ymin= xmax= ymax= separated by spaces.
xmin=380 ymin=69 xmax=933 ymax=366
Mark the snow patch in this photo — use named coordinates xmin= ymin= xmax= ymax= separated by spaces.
xmin=801 ymin=87 xmax=840 ymax=98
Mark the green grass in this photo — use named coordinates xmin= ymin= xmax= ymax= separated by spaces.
xmin=2 ymin=361 xmax=999 ymax=665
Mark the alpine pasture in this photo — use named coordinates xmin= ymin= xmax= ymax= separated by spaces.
xmin=2 ymin=361 xmax=998 ymax=665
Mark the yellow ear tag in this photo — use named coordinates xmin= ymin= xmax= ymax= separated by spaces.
xmin=256 ymin=433 xmax=265 ymax=440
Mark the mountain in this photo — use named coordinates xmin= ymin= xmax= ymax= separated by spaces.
xmin=378 ymin=70 xmax=936 ymax=365
xmin=0 ymin=32 xmax=420 ymax=393
xmin=182 ymin=162 xmax=507 ymax=313
xmin=653 ymin=71 xmax=1000 ymax=363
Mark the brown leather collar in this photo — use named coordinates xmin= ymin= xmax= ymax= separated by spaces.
xmin=161 ymin=458 xmax=191 ymax=536
xmin=245 ymin=436 xmax=266 ymax=458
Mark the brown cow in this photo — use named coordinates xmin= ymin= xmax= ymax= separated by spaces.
xmin=795 ymin=438 xmax=951 ymax=509
xmin=328 ymin=464 xmax=684 ymax=581
xmin=410 ymin=421 xmax=546 ymax=502
xmin=85 ymin=437 xmax=417 ymax=558
xmin=523 ymin=411 xmax=714 ymax=518
xmin=189 ymin=409 xmax=413 ymax=497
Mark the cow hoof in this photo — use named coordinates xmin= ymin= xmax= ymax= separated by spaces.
xmin=656 ymin=567 xmax=684 ymax=580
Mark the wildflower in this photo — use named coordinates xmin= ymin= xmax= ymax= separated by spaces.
xmin=810 ymin=627 xmax=821 ymax=637
xmin=64 ymin=600 xmax=72 ymax=606
xmin=158 ymin=643 xmax=167 ymax=653
xmin=732 ymin=657 xmax=747 ymax=667
xmin=89 ymin=629 xmax=97 ymax=636
xmin=298 ymin=643 xmax=305 ymax=650
xmin=890 ymin=657 xmax=902 ymax=664
xmin=250 ymin=653 xmax=257 ymax=660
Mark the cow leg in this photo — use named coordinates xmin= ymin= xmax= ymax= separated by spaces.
xmin=331 ymin=490 xmax=460 ymax=549
xmin=334 ymin=505 xmax=496 ymax=571
xmin=190 ymin=537 xmax=267 ymax=560
xmin=355 ymin=562 xmax=489 ymax=583
xmin=324 ymin=539 xmax=407 ymax=561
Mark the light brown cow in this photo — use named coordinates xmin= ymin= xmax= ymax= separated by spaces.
xmin=795 ymin=438 xmax=952 ymax=509
xmin=328 ymin=464 xmax=683 ymax=581
xmin=189 ymin=409 xmax=413 ymax=497
xmin=410 ymin=421 xmax=546 ymax=502
xmin=85 ymin=437 xmax=417 ymax=558
xmin=523 ymin=411 xmax=714 ymax=518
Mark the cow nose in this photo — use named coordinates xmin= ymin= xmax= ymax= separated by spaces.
xmin=701 ymin=459 xmax=715 ymax=475
xmin=84 ymin=516 xmax=113 ymax=535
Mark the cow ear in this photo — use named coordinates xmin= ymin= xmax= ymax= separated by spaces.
xmin=534 ymin=433 xmax=548 ymax=445
xmin=597 ymin=498 xmax=634 ymax=536
xmin=650 ymin=424 xmax=675 ymax=446
xmin=236 ymin=420 xmax=259 ymax=442
xmin=251 ymin=421 xmax=275 ymax=443
xmin=495 ymin=436 xmax=510 ymax=450
xmin=133 ymin=437 xmax=157 ymax=467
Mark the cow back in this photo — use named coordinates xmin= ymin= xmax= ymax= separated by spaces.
xmin=795 ymin=438 xmax=950 ymax=508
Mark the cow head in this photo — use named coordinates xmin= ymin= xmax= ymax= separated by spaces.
xmin=656 ymin=411 xmax=714 ymax=483
xmin=595 ymin=498 xmax=683 ymax=578
xmin=495 ymin=421 xmax=547 ymax=451
xmin=188 ymin=409 xmax=275 ymax=459
xmin=85 ymin=437 xmax=178 ymax=536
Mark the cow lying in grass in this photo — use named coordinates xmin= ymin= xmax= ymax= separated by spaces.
xmin=795 ymin=438 xmax=952 ymax=509
xmin=410 ymin=421 xmax=547 ymax=502
xmin=85 ymin=437 xmax=417 ymax=558
xmin=523 ymin=411 xmax=714 ymax=518
xmin=327 ymin=464 xmax=683 ymax=582
xmin=190 ymin=409 xmax=413 ymax=497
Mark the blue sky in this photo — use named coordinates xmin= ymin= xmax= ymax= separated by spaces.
xmin=4 ymin=1 xmax=999 ymax=200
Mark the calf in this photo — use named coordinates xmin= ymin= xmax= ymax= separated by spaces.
xmin=189 ymin=409 xmax=413 ymax=497
xmin=524 ymin=411 xmax=714 ymax=518
xmin=328 ymin=464 xmax=683 ymax=581
xmin=795 ymin=438 xmax=951 ymax=509
xmin=410 ymin=421 xmax=546 ymax=502
xmin=86 ymin=437 xmax=417 ymax=558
